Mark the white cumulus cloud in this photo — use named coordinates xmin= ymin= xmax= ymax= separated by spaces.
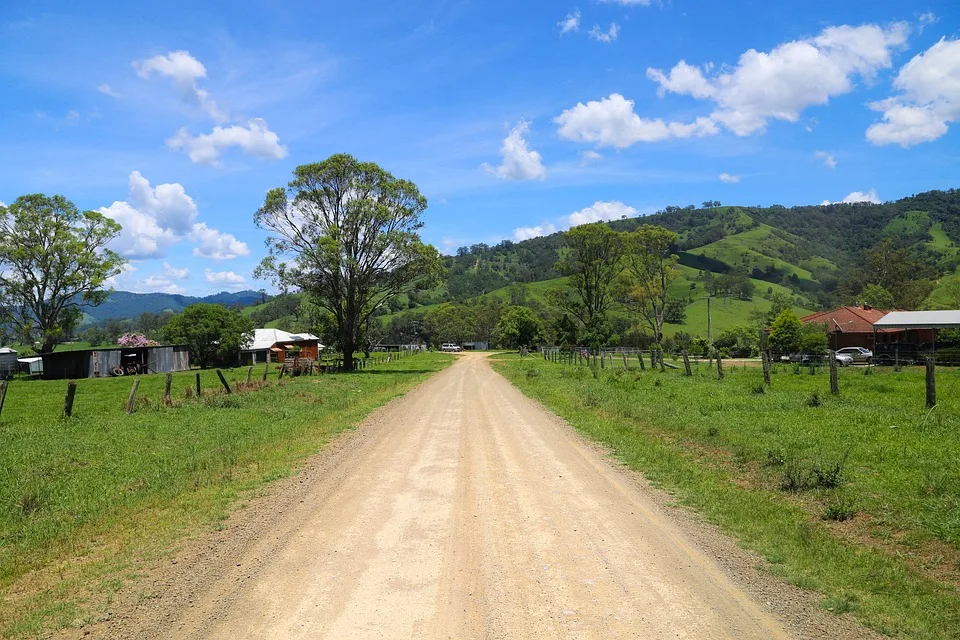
xmin=205 ymin=269 xmax=247 ymax=290
xmin=166 ymin=118 xmax=288 ymax=166
xmin=513 ymin=223 xmax=558 ymax=241
xmin=821 ymin=189 xmax=881 ymax=205
xmin=647 ymin=22 xmax=909 ymax=136
xmin=163 ymin=262 xmax=190 ymax=280
xmin=142 ymin=276 xmax=186 ymax=295
xmin=511 ymin=201 xmax=639 ymax=242
xmin=100 ymin=171 xmax=249 ymax=260
xmin=568 ymin=201 xmax=637 ymax=227
xmin=482 ymin=121 xmax=547 ymax=180
xmin=588 ymin=23 xmax=620 ymax=43
xmin=134 ymin=50 xmax=226 ymax=121
xmin=866 ymin=37 xmax=960 ymax=147
xmin=815 ymin=151 xmax=837 ymax=168
xmin=719 ymin=172 xmax=740 ymax=183
xmin=190 ymin=222 xmax=250 ymax=260
xmin=559 ymin=10 xmax=580 ymax=34
xmin=555 ymin=93 xmax=718 ymax=148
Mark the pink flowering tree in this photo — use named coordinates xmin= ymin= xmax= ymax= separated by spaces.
xmin=117 ymin=332 xmax=159 ymax=348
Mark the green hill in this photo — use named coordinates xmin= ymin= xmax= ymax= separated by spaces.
xmin=142 ymin=188 xmax=960 ymax=345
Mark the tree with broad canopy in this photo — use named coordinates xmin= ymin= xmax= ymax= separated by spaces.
xmin=254 ymin=154 xmax=444 ymax=371
xmin=0 ymin=194 xmax=124 ymax=353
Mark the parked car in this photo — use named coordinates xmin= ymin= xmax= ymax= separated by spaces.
xmin=795 ymin=352 xmax=853 ymax=366
xmin=440 ymin=343 xmax=462 ymax=352
xmin=836 ymin=346 xmax=872 ymax=363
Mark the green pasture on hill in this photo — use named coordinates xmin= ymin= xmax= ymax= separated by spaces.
xmin=494 ymin=355 xmax=960 ymax=639
xmin=0 ymin=352 xmax=452 ymax=637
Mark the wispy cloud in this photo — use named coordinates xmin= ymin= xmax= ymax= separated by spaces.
xmin=815 ymin=150 xmax=837 ymax=168
xmin=588 ymin=23 xmax=619 ymax=43
xmin=559 ymin=9 xmax=580 ymax=34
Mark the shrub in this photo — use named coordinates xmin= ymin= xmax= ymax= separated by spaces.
xmin=823 ymin=491 xmax=858 ymax=522
xmin=807 ymin=391 xmax=822 ymax=407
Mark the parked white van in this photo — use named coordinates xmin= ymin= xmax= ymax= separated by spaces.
xmin=441 ymin=343 xmax=462 ymax=352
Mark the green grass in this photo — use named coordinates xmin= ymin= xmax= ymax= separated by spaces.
xmin=493 ymin=356 xmax=960 ymax=639
xmin=685 ymin=224 xmax=823 ymax=288
xmin=0 ymin=352 xmax=452 ymax=637
xmin=884 ymin=210 xmax=933 ymax=237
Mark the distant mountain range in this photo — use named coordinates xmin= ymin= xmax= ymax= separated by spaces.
xmin=84 ymin=290 xmax=266 ymax=323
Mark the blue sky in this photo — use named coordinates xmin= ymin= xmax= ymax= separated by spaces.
xmin=1 ymin=0 xmax=958 ymax=296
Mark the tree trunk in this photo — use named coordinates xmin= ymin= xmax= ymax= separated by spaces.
xmin=342 ymin=346 xmax=356 ymax=372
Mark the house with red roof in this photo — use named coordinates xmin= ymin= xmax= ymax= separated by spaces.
xmin=800 ymin=306 xmax=935 ymax=350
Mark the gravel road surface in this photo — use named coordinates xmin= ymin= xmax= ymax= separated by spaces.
xmin=86 ymin=353 xmax=876 ymax=639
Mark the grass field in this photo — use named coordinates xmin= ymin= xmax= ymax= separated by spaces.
xmin=493 ymin=355 xmax=960 ymax=639
xmin=0 ymin=352 xmax=452 ymax=637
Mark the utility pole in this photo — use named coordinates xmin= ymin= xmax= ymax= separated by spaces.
xmin=706 ymin=296 xmax=712 ymax=343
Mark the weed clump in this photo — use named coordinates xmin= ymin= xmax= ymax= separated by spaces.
xmin=779 ymin=452 xmax=849 ymax=492
xmin=764 ymin=448 xmax=786 ymax=467
xmin=823 ymin=491 xmax=858 ymax=521
xmin=525 ymin=368 xmax=540 ymax=379
xmin=752 ymin=384 xmax=766 ymax=395
xmin=807 ymin=391 xmax=823 ymax=407
xmin=707 ymin=426 xmax=719 ymax=437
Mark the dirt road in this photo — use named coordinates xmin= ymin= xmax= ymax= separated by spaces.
xmin=97 ymin=353 xmax=867 ymax=639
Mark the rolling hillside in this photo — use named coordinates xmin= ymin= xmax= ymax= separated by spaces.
xmin=94 ymin=188 xmax=960 ymax=344
xmin=84 ymin=290 xmax=266 ymax=323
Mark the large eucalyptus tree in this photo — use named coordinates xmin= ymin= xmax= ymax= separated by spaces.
xmin=255 ymin=154 xmax=443 ymax=371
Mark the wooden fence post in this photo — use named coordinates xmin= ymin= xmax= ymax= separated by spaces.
xmin=623 ymin=353 xmax=628 ymax=369
xmin=658 ymin=351 xmax=666 ymax=373
xmin=0 ymin=380 xmax=8 ymax=420
xmin=216 ymin=370 xmax=232 ymax=394
xmin=637 ymin=352 xmax=645 ymax=371
xmin=164 ymin=373 xmax=173 ymax=406
xmin=681 ymin=350 xmax=692 ymax=376
xmin=926 ymin=358 xmax=936 ymax=409
xmin=716 ymin=349 xmax=724 ymax=380
xmin=262 ymin=363 xmax=269 ymax=382
xmin=63 ymin=381 xmax=78 ymax=417
xmin=246 ymin=366 xmax=253 ymax=383
xmin=829 ymin=350 xmax=839 ymax=395
xmin=125 ymin=379 xmax=140 ymax=415
xmin=196 ymin=372 xmax=202 ymax=397
xmin=707 ymin=352 xmax=713 ymax=370
xmin=762 ymin=351 xmax=772 ymax=385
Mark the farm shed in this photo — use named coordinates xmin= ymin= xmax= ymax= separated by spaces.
xmin=39 ymin=344 xmax=190 ymax=380
xmin=241 ymin=329 xmax=322 ymax=365
xmin=0 ymin=348 xmax=17 ymax=378
xmin=873 ymin=310 xmax=960 ymax=351
xmin=17 ymin=356 xmax=43 ymax=376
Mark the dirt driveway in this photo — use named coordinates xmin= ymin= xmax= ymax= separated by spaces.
xmin=89 ymin=352 xmax=874 ymax=639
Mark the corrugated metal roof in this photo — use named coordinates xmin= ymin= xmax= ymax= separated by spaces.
xmin=873 ymin=310 xmax=960 ymax=329
xmin=244 ymin=328 xmax=321 ymax=351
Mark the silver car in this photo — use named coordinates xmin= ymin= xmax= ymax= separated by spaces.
xmin=836 ymin=347 xmax=873 ymax=363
